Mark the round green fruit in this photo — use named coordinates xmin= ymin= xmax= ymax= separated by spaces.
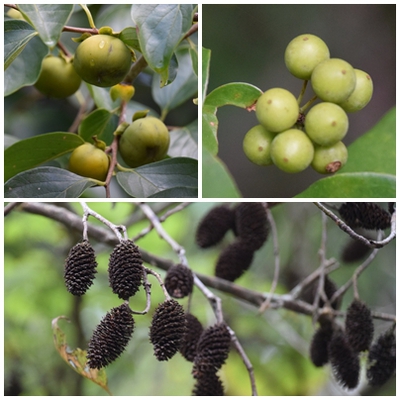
xmin=304 ymin=102 xmax=348 ymax=146
xmin=243 ymin=125 xmax=276 ymax=166
xmin=311 ymin=58 xmax=356 ymax=103
xmin=256 ymin=88 xmax=299 ymax=133
xmin=73 ymin=34 xmax=132 ymax=87
xmin=311 ymin=141 xmax=348 ymax=174
xmin=338 ymin=69 xmax=373 ymax=112
xmin=270 ymin=129 xmax=314 ymax=173
xmin=34 ymin=55 xmax=81 ymax=98
xmin=68 ymin=143 xmax=110 ymax=181
xmin=285 ymin=34 xmax=330 ymax=80
xmin=119 ymin=117 xmax=170 ymax=167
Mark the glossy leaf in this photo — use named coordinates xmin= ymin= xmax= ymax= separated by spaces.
xmin=168 ymin=120 xmax=198 ymax=159
xmin=52 ymin=316 xmax=111 ymax=395
xmin=5 ymin=167 xmax=100 ymax=198
xmin=18 ymin=4 xmax=73 ymax=48
xmin=202 ymin=147 xmax=241 ymax=198
xmin=116 ymin=157 xmax=197 ymax=198
xmin=296 ymin=172 xmax=395 ymax=198
xmin=78 ymin=109 xmax=118 ymax=145
xmin=5 ymin=133 xmax=84 ymax=181
xmin=148 ymin=187 xmax=198 ymax=198
xmin=131 ymin=4 xmax=195 ymax=86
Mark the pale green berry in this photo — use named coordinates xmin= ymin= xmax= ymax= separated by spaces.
xmin=338 ymin=69 xmax=373 ymax=112
xmin=311 ymin=58 xmax=356 ymax=103
xmin=285 ymin=34 xmax=330 ymax=80
xmin=256 ymin=88 xmax=299 ymax=133
xmin=270 ymin=129 xmax=314 ymax=173
xmin=311 ymin=141 xmax=348 ymax=174
xmin=243 ymin=125 xmax=276 ymax=166
xmin=304 ymin=102 xmax=349 ymax=146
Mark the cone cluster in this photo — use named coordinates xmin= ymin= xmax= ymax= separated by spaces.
xmin=87 ymin=303 xmax=134 ymax=369
xmin=164 ymin=264 xmax=194 ymax=299
xmin=64 ymin=240 xmax=97 ymax=296
xmin=338 ymin=202 xmax=391 ymax=230
xmin=108 ymin=239 xmax=144 ymax=300
xmin=180 ymin=313 xmax=204 ymax=362
xmin=149 ymin=299 xmax=187 ymax=361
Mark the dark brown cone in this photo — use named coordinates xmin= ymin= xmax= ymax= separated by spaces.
xmin=180 ymin=313 xmax=204 ymax=362
xmin=215 ymin=240 xmax=254 ymax=282
xmin=338 ymin=203 xmax=391 ymax=230
xmin=192 ymin=372 xmax=224 ymax=396
xmin=234 ymin=202 xmax=269 ymax=251
xmin=164 ymin=264 xmax=194 ymax=299
xmin=193 ymin=323 xmax=231 ymax=375
xmin=345 ymin=299 xmax=374 ymax=353
xmin=328 ymin=330 xmax=360 ymax=389
xmin=87 ymin=303 xmax=134 ymax=369
xmin=196 ymin=205 xmax=235 ymax=248
xmin=149 ymin=299 xmax=186 ymax=361
xmin=64 ymin=240 xmax=97 ymax=296
xmin=300 ymin=276 xmax=340 ymax=310
xmin=310 ymin=322 xmax=334 ymax=367
xmin=108 ymin=240 xmax=144 ymax=300
xmin=341 ymin=237 xmax=372 ymax=263
xmin=367 ymin=326 xmax=396 ymax=386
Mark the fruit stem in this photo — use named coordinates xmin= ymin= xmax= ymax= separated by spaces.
xmin=80 ymin=4 xmax=96 ymax=29
xmin=297 ymin=80 xmax=308 ymax=106
xmin=299 ymin=95 xmax=318 ymax=113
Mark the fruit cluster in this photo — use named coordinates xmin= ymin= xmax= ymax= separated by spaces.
xmin=195 ymin=203 xmax=269 ymax=282
xmin=243 ymin=33 xmax=373 ymax=174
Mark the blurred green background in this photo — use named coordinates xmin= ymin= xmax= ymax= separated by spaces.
xmin=203 ymin=5 xmax=395 ymax=197
xmin=4 ymin=202 xmax=395 ymax=395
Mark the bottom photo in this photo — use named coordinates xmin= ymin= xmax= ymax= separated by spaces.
xmin=4 ymin=202 xmax=396 ymax=396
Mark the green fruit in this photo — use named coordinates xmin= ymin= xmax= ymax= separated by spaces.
xmin=119 ymin=117 xmax=170 ymax=167
xmin=256 ymin=88 xmax=299 ymax=133
xmin=311 ymin=58 xmax=356 ymax=103
xmin=304 ymin=102 xmax=348 ymax=146
xmin=34 ymin=55 xmax=81 ymax=98
xmin=338 ymin=69 xmax=373 ymax=112
xmin=311 ymin=141 xmax=348 ymax=174
xmin=285 ymin=34 xmax=330 ymax=80
xmin=68 ymin=143 xmax=110 ymax=181
xmin=243 ymin=125 xmax=276 ymax=166
xmin=270 ymin=129 xmax=314 ymax=173
xmin=73 ymin=34 xmax=132 ymax=87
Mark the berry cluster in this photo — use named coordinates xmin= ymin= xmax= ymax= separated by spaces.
xmin=309 ymin=299 xmax=395 ymax=390
xmin=244 ymin=33 xmax=373 ymax=174
xmin=195 ymin=203 xmax=269 ymax=282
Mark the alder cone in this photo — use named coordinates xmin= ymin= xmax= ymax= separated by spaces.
xmin=193 ymin=323 xmax=231 ymax=375
xmin=310 ymin=322 xmax=334 ymax=367
xmin=328 ymin=330 xmax=360 ymax=389
xmin=234 ymin=202 xmax=269 ymax=251
xmin=341 ymin=237 xmax=372 ymax=263
xmin=367 ymin=327 xmax=396 ymax=386
xmin=345 ymin=299 xmax=374 ymax=353
xmin=87 ymin=303 xmax=134 ymax=369
xmin=108 ymin=240 xmax=144 ymax=300
xmin=192 ymin=372 xmax=224 ymax=396
xmin=180 ymin=313 xmax=204 ymax=362
xmin=195 ymin=205 xmax=235 ymax=248
xmin=64 ymin=240 xmax=97 ymax=296
xmin=164 ymin=264 xmax=194 ymax=298
xmin=149 ymin=299 xmax=186 ymax=361
xmin=300 ymin=276 xmax=340 ymax=310
xmin=215 ymin=240 xmax=254 ymax=282
xmin=338 ymin=202 xmax=391 ymax=230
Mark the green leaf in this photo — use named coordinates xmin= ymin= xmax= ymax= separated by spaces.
xmin=18 ymin=4 xmax=73 ymax=48
xmin=188 ymin=38 xmax=198 ymax=76
xmin=337 ymin=107 xmax=396 ymax=175
xmin=295 ymin=172 xmax=395 ymax=198
xmin=168 ymin=120 xmax=198 ymax=159
xmin=4 ymin=20 xmax=37 ymax=70
xmin=5 ymin=132 xmax=85 ymax=181
xmin=4 ymin=29 xmax=48 ymax=96
xmin=78 ymin=109 xmax=118 ymax=145
xmin=119 ymin=27 xmax=141 ymax=52
xmin=149 ymin=187 xmax=198 ymax=198
xmin=131 ymin=4 xmax=195 ymax=86
xmin=202 ymin=147 xmax=241 ymax=198
xmin=152 ymin=50 xmax=197 ymax=115
xmin=203 ymin=82 xmax=263 ymax=154
xmin=202 ymin=47 xmax=211 ymax=104
xmin=5 ymin=167 xmax=99 ymax=198
xmin=116 ymin=157 xmax=197 ymax=198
